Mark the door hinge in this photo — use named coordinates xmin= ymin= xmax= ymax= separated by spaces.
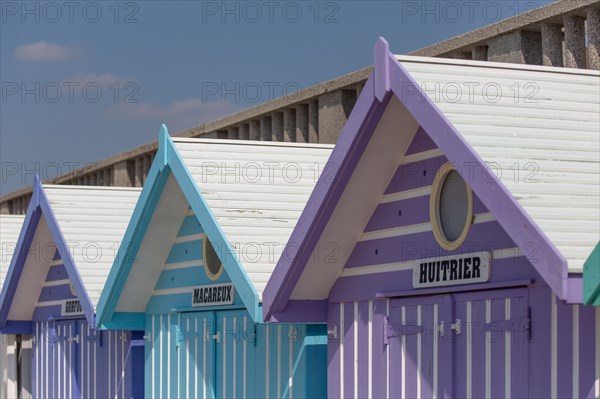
xmin=435 ymin=321 xmax=445 ymax=336
xmin=450 ymin=319 xmax=462 ymax=335
xmin=68 ymin=335 xmax=80 ymax=344
xmin=327 ymin=325 xmax=337 ymax=340
xmin=383 ymin=316 xmax=423 ymax=345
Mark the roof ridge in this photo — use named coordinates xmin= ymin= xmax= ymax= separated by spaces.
xmin=172 ymin=137 xmax=335 ymax=149
xmin=395 ymin=54 xmax=600 ymax=76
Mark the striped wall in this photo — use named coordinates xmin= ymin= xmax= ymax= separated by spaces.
xmin=324 ymin=128 xmax=600 ymax=398
xmin=29 ymin=243 xmax=143 ymax=399
xmin=144 ymin=209 xmax=327 ymax=398
xmin=31 ymin=319 xmax=143 ymax=399
xmin=327 ymin=289 xmax=600 ymax=399
xmin=145 ymin=211 xmax=242 ymax=315
xmin=329 ymin=128 xmax=532 ymax=304
xmin=145 ymin=311 xmax=326 ymax=399
xmin=32 ymin=250 xmax=81 ymax=322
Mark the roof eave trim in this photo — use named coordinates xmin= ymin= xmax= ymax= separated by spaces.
xmin=96 ymin=131 xmax=171 ymax=327
xmin=37 ymin=181 xmax=95 ymax=324
xmin=0 ymin=183 xmax=42 ymax=327
xmin=262 ymin=71 xmax=386 ymax=321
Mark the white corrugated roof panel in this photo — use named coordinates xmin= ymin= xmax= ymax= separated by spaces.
xmin=43 ymin=185 xmax=141 ymax=309
xmin=396 ymin=55 xmax=600 ymax=273
xmin=0 ymin=215 xmax=25 ymax=286
xmin=172 ymin=138 xmax=334 ymax=298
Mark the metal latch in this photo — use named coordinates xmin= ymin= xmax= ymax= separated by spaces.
xmin=212 ymin=331 xmax=221 ymax=343
xmin=143 ymin=334 xmax=152 ymax=342
xmin=450 ymin=319 xmax=462 ymax=335
xmin=383 ymin=316 xmax=423 ymax=344
xmin=68 ymin=335 xmax=80 ymax=344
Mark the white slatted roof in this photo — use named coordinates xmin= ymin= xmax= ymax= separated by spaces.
xmin=0 ymin=215 xmax=25 ymax=286
xmin=44 ymin=185 xmax=141 ymax=309
xmin=396 ymin=55 xmax=600 ymax=273
xmin=173 ymin=138 xmax=333 ymax=298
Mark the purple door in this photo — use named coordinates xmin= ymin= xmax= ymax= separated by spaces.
xmin=388 ymin=295 xmax=454 ymax=399
xmin=453 ymin=288 xmax=528 ymax=399
xmin=388 ymin=288 xmax=529 ymax=398
xmin=33 ymin=320 xmax=78 ymax=399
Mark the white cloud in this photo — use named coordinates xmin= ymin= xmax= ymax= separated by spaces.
xmin=108 ymin=99 xmax=239 ymax=131
xmin=15 ymin=41 xmax=79 ymax=62
xmin=65 ymin=72 xmax=131 ymax=87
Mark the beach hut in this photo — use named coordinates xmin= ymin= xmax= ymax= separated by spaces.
xmin=96 ymin=127 xmax=330 ymax=399
xmin=1 ymin=214 xmax=30 ymax=398
xmin=263 ymin=38 xmax=600 ymax=398
xmin=584 ymin=243 xmax=600 ymax=306
xmin=0 ymin=179 xmax=144 ymax=398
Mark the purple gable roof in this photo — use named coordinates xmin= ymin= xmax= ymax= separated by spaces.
xmin=263 ymin=37 xmax=578 ymax=322
xmin=0 ymin=176 xmax=94 ymax=328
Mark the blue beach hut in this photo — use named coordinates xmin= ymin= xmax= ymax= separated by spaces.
xmin=97 ymin=126 xmax=330 ymax=398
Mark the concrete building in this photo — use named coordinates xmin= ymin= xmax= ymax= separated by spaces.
xmin=1 ymin=0 xmax=599 ymax=215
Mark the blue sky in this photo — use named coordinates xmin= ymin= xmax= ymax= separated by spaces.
xmin=1 ymin=0 xmax=553 ymax=195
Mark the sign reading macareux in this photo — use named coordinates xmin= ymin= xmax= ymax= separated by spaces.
xmin=61 ymin=299 xmax=85 ymax=317
xmin=192 ymin=283 xmax=235 ymax=307
xmin=412 ymin=251 xmax=491 ymax=288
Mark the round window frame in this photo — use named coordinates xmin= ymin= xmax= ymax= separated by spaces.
xmin=429 ymin=161 xmax=473 ymax=251
xmin=203 ymin=238 xmax=224 ymax=281
xmin=68 ymin=281 xmax=77 ymax=297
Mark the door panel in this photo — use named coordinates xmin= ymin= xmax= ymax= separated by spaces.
xmin=215 ymin=310 xmax=253 ymax=399
xmin=453 ymin=288 xmax=528 ymax=399
xmin=388 ymin=295 xmax=453 ymax=399
xmin=33 ymin=320 xmax=78 ymax=399
xmin=180 ymin=312 xmax=216 ymax=399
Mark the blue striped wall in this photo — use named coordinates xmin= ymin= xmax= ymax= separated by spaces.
xmin=144 ymin=311 xmax=327 ymax=399
xmin=146 ymin=212 xmax=243 ymax=315
xmin=144 ymin=210 xmax=327 ymax=398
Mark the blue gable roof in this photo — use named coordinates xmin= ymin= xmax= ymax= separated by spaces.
xmin=97 ymin=126 xmax=260 ymax=328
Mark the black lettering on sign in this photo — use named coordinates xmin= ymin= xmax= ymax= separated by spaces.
xmin=412 ymin=252 xmax=491 ymax=288
xmin=61 ymin=299 xmax=84 ymax=316
xmin=191 ymin=283 xmax=235 ymax=307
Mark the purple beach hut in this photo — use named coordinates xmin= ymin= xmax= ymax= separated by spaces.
xmin=263 ymin=38 xmax=600 ymax=398
xmin=0 ymin=179 xmax=144 ymax=398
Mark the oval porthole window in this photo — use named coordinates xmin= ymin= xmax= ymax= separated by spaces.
xmin=69 ymin=281 xmax=77 ymax=297
xmin=430 ymin=162 xmax=473 ymax=251
xmin=203 ymin=238 xmax=224 ymax=281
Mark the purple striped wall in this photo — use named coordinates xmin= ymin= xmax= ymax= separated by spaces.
xmin=327 ymin=289 xmax=599 ymax=398
xmin=31 ymin=319 xmax=140 ymax=399
xmin=324 ymin=131 xmax=599 ymax=398
xmin=33 ymin=251 xmax=81 ymax=322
